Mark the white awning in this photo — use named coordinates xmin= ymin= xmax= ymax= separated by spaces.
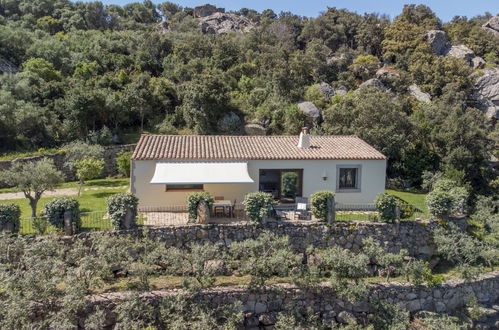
xmin=150 ymin=162 xmax=254 ymax=184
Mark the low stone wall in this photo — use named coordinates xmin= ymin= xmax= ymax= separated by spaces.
xmin=0 ymin=144 xmax=136 ymax=187
xmin=84 ymin=270 xmax=499 ymax=328
xmin=82 ymin=220 xmax=435 ymax=258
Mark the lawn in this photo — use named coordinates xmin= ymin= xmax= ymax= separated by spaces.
xmin=0 ymin=179 xmax=128 ymax=218
xmin=386 ymin=189 xmax=429 ymax=219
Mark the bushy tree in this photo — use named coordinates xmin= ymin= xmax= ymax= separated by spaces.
xmin=229 ymin=232 xmax=300 ymax=289
xmin=0 ymin=159 xmax=64 ymax=218
xmin=75 ymin=157 xmax=104 ymax=196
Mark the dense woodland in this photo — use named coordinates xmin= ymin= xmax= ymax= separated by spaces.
xmin=0 ymin=1 xmax=498 ymax=196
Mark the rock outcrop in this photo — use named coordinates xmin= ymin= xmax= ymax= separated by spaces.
xmin=193 ymin=4 xmax=224 ymax=18
xmin=244 ymin=124 xmax=266 ymax=136
xmin=474 ymin=67 xmax=499 ymax=119
xmin=482 ymin=15 xmax=499 ymax=38
xmin=335 ymin=86 xmax=348 ymax=96
xmin=446 ymin=44 xmax=475 ymax=65
xmin=425 ymin=30 xmax=486 ymax=68
xmin=297 ymin=101 xmax=321 ymax=120
xmin=426 ymin=30 xmax=450 ymax=55
xmin=198 ymin=11 xmax=256 ymax=34
xmin=317 ymin=82 xmax=334 ymax=98
xmin=358 ymin=78 xmax=387 ymax=91
xmin=375 ymin=67 xmax=400 ymax=81
xmin=217 ymin=112 xmax=241 ymax=133
xmin=0 ymin=57 xmax=19 ymax=74
xmin=408 ymin=84 xmax=431 ymax=102
xmin=472 ymin=56 xmax=486 ymax=69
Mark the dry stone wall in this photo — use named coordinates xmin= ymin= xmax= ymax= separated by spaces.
xmin=0 ymin=144 xmax=135 ymax=187
xmin=78 ymin=220 xmax=436 ymax=258
xmin=84 ymin=271 xmax=499 ymax=328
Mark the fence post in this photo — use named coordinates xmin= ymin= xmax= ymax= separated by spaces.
xmin=63 ymin=210 xmax=73 ymax=236
xmin=327 ymin=197 xmax=335 ymax=224
xmin=123 ymin=207 xmax=136 ymax=229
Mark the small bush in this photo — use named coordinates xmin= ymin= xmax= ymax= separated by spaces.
xmin=107 ymin=193 xmax=138 ymax=230
xmin=242 ymin=192 xmax=276 ymax=224
xmin=375 ymin=193 xmax=398 ymax=222
xmin=426 ymin=190 xmax=454 ymax=218
xmin=310 ymin=190 xmax=335 ymax=221
xmin=116 ymin=151 xmax=132 ymax=177
xmin=186 ymin=192 xmax=214 ymax=221
xmin=0 ymin=203 xmax=21 ymax=233
xmin=44 ymin=197 xmax=81 ymax=231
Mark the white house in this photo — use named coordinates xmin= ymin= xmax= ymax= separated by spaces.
xmin=130 ymin=129 xmax=387 ymax=209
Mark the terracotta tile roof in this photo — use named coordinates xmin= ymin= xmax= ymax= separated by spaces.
xmin=132 ymin=134 xmax=387 ymax=161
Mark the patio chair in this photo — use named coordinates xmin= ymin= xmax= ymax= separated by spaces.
xmin=213 ymin=205 xmax=226 ymax=218
xmin=271 ymin=206 xmax=288 ymax=221
xmin=294 ymin=197 xmax=311 ymax=220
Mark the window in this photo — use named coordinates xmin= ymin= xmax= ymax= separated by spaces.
xmin=259 ymin=169 xmax=303 ymax=203
xmin=336 ymin=165 xmax=361 ymax=191
xmin=166 ymin=184 xmax=203 ymax=191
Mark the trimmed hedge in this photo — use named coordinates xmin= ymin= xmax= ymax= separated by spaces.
xmin=310 ymin=190 xmax=335 ymax=221
xmin=187 ymin=192 xmax=214 ymax=221
xmin=44 ymin=197 xmax=81 ymax=231
xmin=107 ymin=193 xmax=139 ymax=230
xmin=0 ymin=203 xmax=21 ymax=233
xmin=242 ymin=192 xmax=276 ymax=224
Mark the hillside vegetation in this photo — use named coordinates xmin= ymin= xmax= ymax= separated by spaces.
xmin=0 ymin=1 xmax=498 ymax=195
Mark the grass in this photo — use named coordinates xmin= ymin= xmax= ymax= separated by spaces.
xmin=0 ymin=178 xmax=129 ymax=194
xmin=95 ymin=265 xmax=499 ymax=294
xmin=0 ymin=183 xmax=128 ymax=218
xmin=386 ymin=189 xmax=429 ymax=219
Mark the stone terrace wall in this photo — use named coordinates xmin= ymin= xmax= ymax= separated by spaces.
xmin=0 ymin=144 xmax=136 ymax=187
xmin=85 ymin=270 xmax=499 ymax=328
xmin=78 ymin=220 xmax=436 ymax=258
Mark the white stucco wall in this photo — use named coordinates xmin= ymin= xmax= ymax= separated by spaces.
xmin=131 ymin=159 xmax=386 ymax=208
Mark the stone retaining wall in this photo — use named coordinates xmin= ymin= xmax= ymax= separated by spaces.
xmin=0 ymin=144 xmax=136 ymax=187
xmin=84 ymin=270 xmax=499 ymax=328
xmin=79 ymin=220 xmax=435 ymax=258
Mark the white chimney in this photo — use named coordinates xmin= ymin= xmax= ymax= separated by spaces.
xmin=298 ymin=127 xmax=310 ymax=149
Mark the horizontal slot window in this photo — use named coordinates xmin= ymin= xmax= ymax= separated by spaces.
xmin=166 ymin=184 xmax=204 ymax=191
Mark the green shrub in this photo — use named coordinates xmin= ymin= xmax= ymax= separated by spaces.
xmin=375 ymin=193 xmax=398 ymax=222
xmin=426 ymin=190 xmax=454 ymax=218
xmin=242 ymin=192 xmax=276 ymax=224
xmin=116 ymin=151 xmax=132 ymax=177
xmin=107 ymin=193 xmax=138 ymax=230
xmin=229 ymin=232 xmax=299 ymax=289
xmin=432 ymin=178 xmax=456 ymax=192
xmin=403 ymin=260 xmax=437 ymax=286
xmin=310 ymin=190 xmax=335 ymax=221
xmin=186 ymin=192 xmax=214 ymax=221
xmin=0 ymin=203 xmax=21 ymax=233
xmin=44 ymin=197 xmax=81 ymax=231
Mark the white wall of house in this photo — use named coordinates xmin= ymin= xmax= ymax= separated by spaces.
xmin=131 ymin=159 xmax=386 ymax=208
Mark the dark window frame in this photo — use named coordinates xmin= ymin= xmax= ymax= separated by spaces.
xmin=165 ymin=184 xmax=204 ymax=192
xmin=336 ymin=165 xmax=362 ymax=192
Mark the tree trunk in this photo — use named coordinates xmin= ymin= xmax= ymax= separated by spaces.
xmin=78 ymin=179 xmax=84 ymax=197
xmin=29 ymin=198 xmax=38 ymax=218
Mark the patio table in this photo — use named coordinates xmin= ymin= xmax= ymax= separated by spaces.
xmin=212 ymin=200 xmax=234 ymax=217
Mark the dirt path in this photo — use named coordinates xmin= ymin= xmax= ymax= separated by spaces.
xmin=0 ymin=186 xmax=128 ymax=200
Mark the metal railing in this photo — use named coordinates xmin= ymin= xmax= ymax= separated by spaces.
xmin=15 ymin=202 xmax=430 ymax=235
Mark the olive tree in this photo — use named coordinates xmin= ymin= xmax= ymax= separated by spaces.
xmin=0 ymin=159 xmax=63 ymax=218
